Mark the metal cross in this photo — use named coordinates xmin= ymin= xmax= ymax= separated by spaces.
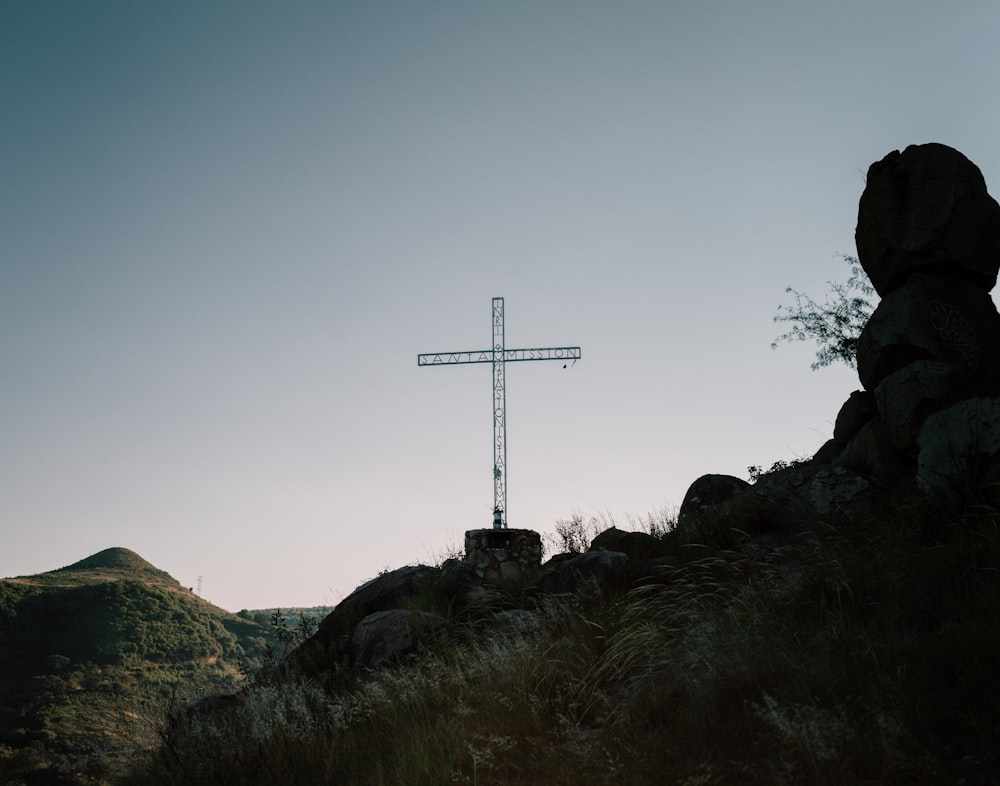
xmin=418 ymin=297 xmax=581 ymax=529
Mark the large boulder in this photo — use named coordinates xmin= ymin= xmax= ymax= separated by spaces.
xmin=748 ymin=459 xmax=867 ymax=522
xmin=348 ymin=609 xmax=447 ymax=669
xmin=317 ymin=564 xmax=438 ymax=640
xmin=540 ymin=551 xmax=629 ymax=595
xmin=832 ymin=390 xmax=879 ymax=447
xmin=588 ymin=527 xmax=669 ymax=561
xmin=917 ymin=397 xmax=1000 ymax=491
xmin=807 ymin=466 xmax=872 ymax=514
xmin=836 ymin=417 xmax=908 ymax=483
xmin=438 ymin=557 xmax=482 ymax=595
xmin=856 ymin=143 xmax=1000 ymax=297
xmin=856 ymin=273 xmax=1000 ymax=392
xmin=437 ymin=558 xmax=488 ymax=609
xmin=286 ymin=564 xmax=439 ymax=674
xmin=874 ymin=361 xmax=968 ymax=452
xmin=679 ymin=474 xmax=750 ymax=520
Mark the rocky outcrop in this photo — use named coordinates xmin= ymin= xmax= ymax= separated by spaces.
xmin=855 ymin=142 xmax=1000 ymax=296
xmin=781 ymin=144 xmax=1000 ymax=499
xmin=849 ymin=143 xmax=1000 ymax=491
xmin=682 ymin=143 xmax=1000 ymax=515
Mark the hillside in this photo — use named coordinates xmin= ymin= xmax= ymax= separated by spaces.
xmin=120 ymin=489 xmax=1000 ymax=785
xmin=0 ymin=548 xmax=275 ymax=786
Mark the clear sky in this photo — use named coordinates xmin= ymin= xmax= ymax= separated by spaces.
xmin=3 ymin=1 xmax=999 ymax=611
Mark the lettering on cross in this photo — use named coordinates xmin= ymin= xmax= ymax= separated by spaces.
xmin=417 ymin=347 xmax=583 ymax=366
xmin=417 ymin=296 xmax=581 ymax=529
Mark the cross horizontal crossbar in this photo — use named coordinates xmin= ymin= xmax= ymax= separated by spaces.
xmin=417 ymin=347 xmax=581 ymax=366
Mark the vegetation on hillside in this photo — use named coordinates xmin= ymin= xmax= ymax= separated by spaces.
xmin=120 ymin=486 xmax=1000 ymax=785
xmin=0 ymin=550 xmax=278 ymax=786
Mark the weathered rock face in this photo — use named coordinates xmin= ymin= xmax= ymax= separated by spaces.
xmin=745 ymin=460 xmax=873 ymax=521
xmin=917 ymin=397 xmax=1000 ymax=491
xmin=318 ymin=564 xmax=437 ymax=640
xmin=808 ymin=466 xmax=871 ymax=515
xmin=874 ymin=361 xmax=967 ymax=452
xmin=856 ymin=143 xmax=1000 ymax=296
xmin=348 ymin=609 xmax=447 ymax=669
xmin=837 ymin=416 xmax=907 ymax=483
xmin=283 ymin=566 xmax=439 ymax=675
xmin=856 ymin=273 xmax=1000 ymax=392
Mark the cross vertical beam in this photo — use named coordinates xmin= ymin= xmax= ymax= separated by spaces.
xmin=418 ymin=296 xmax=581 ymax=530
xmin=492 ymin=297 xmax=507 ymax=525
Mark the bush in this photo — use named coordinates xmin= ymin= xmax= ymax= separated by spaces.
xmin=773 ymin=254 xmax=875 ymax=370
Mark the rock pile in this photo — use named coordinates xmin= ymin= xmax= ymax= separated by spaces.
xmin=288 ymin=531 xmax=673 ymax=672
xmin=680 ymin=143 xmax=1000 ymax=520
xmin=847 ymin=143 xmax=1000 ymax=492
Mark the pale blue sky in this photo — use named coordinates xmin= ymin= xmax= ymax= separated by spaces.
xmin=3 ymin=1 xmax=999 ymax=611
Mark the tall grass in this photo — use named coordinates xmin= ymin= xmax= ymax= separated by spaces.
xmin=121 ymin=489 xmax=1000 ymax=785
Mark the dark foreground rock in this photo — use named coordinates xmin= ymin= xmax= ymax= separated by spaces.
xmin=349 ymin=609 xmax=447 ymax=669
xmin=540 ymin=551 xmax=629 ymax=595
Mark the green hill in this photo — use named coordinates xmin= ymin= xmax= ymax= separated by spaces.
xmin=53 ymin=547 xmax=171 ymax=577
xmin=0 ymin=548 xmax=274 ymax=786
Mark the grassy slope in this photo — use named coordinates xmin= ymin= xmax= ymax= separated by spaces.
xmin=0 ymin=548 xmax=274 ymax=786
xmin=121 ymin=489 xmax=1000 ymax=786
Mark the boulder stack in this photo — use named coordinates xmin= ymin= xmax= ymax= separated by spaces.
xmin=683 ymin=143 xmax=1000 ymax=518
xmin=851 ymin=143 xmax=1000 ymax=490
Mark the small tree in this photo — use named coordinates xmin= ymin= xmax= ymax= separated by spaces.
xmin=772 ymin=255 xmax=875 ymax=370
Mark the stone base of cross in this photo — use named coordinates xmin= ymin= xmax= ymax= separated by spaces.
xmin=463 ymin=528 xmax=542 ymax=581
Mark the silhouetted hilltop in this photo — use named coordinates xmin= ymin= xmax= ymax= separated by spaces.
xmin=55 ymin=546 xmax=164 ymax=575
xmin=7 ymin=546 xmax=184 ymax=592
xmin=55 ymin=546 xmax=152 ymax=571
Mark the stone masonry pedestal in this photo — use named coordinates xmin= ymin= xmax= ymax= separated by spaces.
xmin=464 ymin=529 xmax=542 ymax=581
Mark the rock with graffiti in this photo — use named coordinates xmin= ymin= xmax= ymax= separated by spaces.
xmin=848 ymin=143 xmax=1000 ymax=491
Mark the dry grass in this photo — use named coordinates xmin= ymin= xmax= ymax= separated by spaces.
xmin=120 ymin=489 xmax=1000 ymax=785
